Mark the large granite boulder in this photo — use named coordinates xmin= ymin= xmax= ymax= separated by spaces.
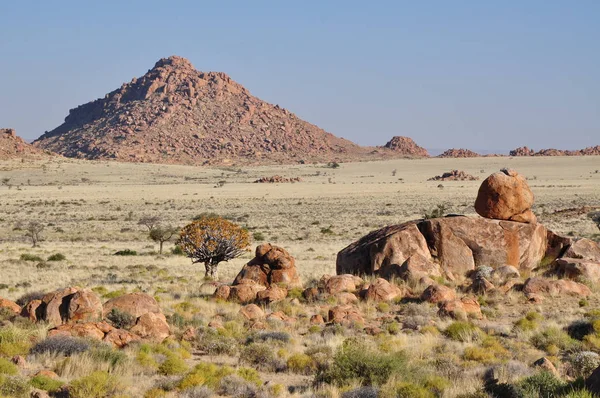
xmin=233 ymin=243 xmax=302 ymax=288
xmin=337 ymin=216 xmax=551 ymax=280
xmin=37 ymin=287 xmax=102 ymax=326
xmin=475 ymin=168 xmax=536 ymax=223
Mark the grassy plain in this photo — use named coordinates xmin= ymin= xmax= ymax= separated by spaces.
xmin=0 ymin=156 xmax=599 ymax=397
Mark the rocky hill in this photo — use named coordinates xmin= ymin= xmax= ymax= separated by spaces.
xmin=381 ymin=136 xmax=429 ymax=157
xmin=437 ymin=148 xmax=480 ymax=158
xmin=34 ymin=56 xmax=393 ymax=165
xmin=510 ymin=146 xmax=600 ymax=157
xmin=0 ymin=128 xmax=52 ymax=160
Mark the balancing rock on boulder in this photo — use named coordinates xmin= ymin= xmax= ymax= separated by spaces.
xmin=233 ymin=243 xmax=301 ymax=288
xmin=475 ymin=168 xmax=536 ymax=223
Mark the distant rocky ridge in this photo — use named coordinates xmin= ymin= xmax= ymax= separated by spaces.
xmin=0 ymin=128 xmax=53 ymax=160
xmin=437 ymin=148 xmax=480 ymax=158
xmin=382 ymin=136 xmax=429 ymax=157
xmin=510 ymin=146 xmax=600 ymax=157
xmin=33 ymin=56 xmax=429 ymax=165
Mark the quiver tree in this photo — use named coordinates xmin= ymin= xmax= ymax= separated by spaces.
xmin=149 ymin=224 xmax=178 ymax=254
xmin=25 ymin=221 xmax=45 ymax=247
xmin=177 ymin=217 xmax=250 ymax=279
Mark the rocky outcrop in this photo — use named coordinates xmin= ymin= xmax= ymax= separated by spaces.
xmin=437 ymin=148 xmax=480 ymax=158
xmin=511 ymin=146 xmax=600 ymax=157
xmin=103 ymin=293 xmax=170 ymax=342
xmin=0 ymin=128 xmax=53 ymax=160
xmin=38 ymin=287 xmax=102 ymax=326
xmin=475 ymin=169 xmax=536 ymax=223
xmin=428 ymin=170 xmax=479 ymax=181
xmin=382 ymin=136 xmax=429 ymax=157
xmin=33 ymin=56 xmax=380 ymax=165
xmin=337 ymin=216 xmax=550 ymax=280
xmin=254 ymin=176 xmax=302 ymax=183
xmin=523 ymin=277 xmax=591 ymax=298
xmin=365 ymin=278 xmax=402 ymax=302
xmin=0 ymin=298 xmax=21 ymax=314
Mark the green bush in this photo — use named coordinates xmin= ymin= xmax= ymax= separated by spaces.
xmin=31 ymin=336 xmax=90 ymax=356
xmin=113 ymin=249 xmax=137 ymax=256
xmin=531 ymin=327 xmax=578 ymax=353
xmin=517 ymin=371 xmax=565 ymax=397
xmin=0 ymin=358 xmax=18 ymax=375
xmin=47 ymin=253 xmax=66 ymax=261
xmin=20 ymin=253 xmax=43 ymax=262
xmin=287 ymin=353 xmax=316 ymax=374
xmin=158 ymin=355 xmax=188 ymax=375
xmin=239 ymin=343 xmax=278 ymax=371
xmin=195 ymin=327 xmax=238 ymax=356
xmin=178 ymin=363 xmax=234 ymax=390
xmin=0 ymin=327 xmax=35 ymax=357
xmin=30 ymin=375 xmax=64 ymax=392
xmin=69 ymin=371 xmax=121 ymax=398
xmin=316 ymin=339 xmax=408 ymax=386
xmin=106 ymin=308 xmax=136 ymax=329
xmin=444 ymin=321 xmax=483 ymax=342
xmin=381 ymin=382 xmax=434 ymax=398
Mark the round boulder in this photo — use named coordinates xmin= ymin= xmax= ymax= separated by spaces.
xmin=475 ymin=168 xmax=536 ymax=223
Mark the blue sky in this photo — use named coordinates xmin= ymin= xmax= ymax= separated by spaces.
xmin=1 ymin=1 xmax=598 ymax=152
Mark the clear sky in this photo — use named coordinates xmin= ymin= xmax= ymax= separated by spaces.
xmin=1 ymin=1 xmax=598 ymax=152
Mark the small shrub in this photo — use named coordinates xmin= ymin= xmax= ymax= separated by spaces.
xmin=30 ymin=375 xmax=64 ymax=392
xmin=531 ymin=327 xmax=578 ymax=352
xmin=158 ymin=355 xmax=188 ymax=375
xmin=178 ymin=363 xmax=234 ymax=390
xmin=240 ymin=343 xmax=278 ymax=371
xmin=287 ymin=353 xmax=316 ymax=374
xmin=444 ymin=322 xmax=483 ymax=342
xmin=570 ymin=351 xmax=600 ymax=378
xmin=31 ymin=336 xmax=90 ymax=356
xmin=180 ymin=386 xmax=214 ymax=398
xmin=36 ymin=261 xmax=51 ymax=269
xmin=0 ymin=376 xmax=30 ymax=398
xmin=170 ymin=245 xmax=185 ymax=256
xmin=20 ymin=253 xmax=43 ymax=262
xmin=47 ymin=253 xmax=66 ymax=261
xmin=15 ymin=291 xmax=45 ymax=306
xmin=342 ymin=386 xmax=379 ymax=398
xmin=218 ymin=374 xmax=257 ymax=398
xmin=69 ymin=371 xmax=121 ymax=398
xmin=0 ymin=327 xmax=34 ymax=357
xmin=245 ymin=331 xmax=290 ymax=345
xmin=316 ymin=339 xmax=407 ymax=386
xmin=114 ymin=249 xmax=137 ymax=256
xmin=252 ymin=232 xmax=265 ymax=241
xmin=195 ymin=327 xmax=238 ymax=356
xmin=516 ymin=371 xmax=564 ymax=397
xmin=0 ymin=358 xmax=18 ymax=375
xmin=106 ymin=308 xmax=136 ymax=329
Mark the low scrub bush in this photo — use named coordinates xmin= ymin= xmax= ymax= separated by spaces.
xmin=30 ymin=374 xmax=64 ymax=392
xmin=47 ymin=253 xmax=66 ymax=261
xmin=570 ymin=351 xmax=600 ymax=378
xmin=113 ymin=249 xmax=137 ymax=256
xmin=342 ymin=386 xmax=379 ymax=398
xmin=218 ymin=374 xmax=257 ymax=398
xmin=0 ymin=376 xmax=30 ymax=398
xmin=31 ymin=336 xmax=90 ymax=356
xmin=240 ymin=343 xmax=280 ymax=372
xmin=15 ymin=291 xmax=45 ymax=306
xmin=178 ymin=363 xmax=234 ymax=390
xmin=195 ymin=327 xmax=238 ymax=356
xmin=287 ymin=353 xmax=317 ymax=374
xmin=0 ymin=358 xmax=18 ymax=375
xmin=245 ymin=331 xmax=290 ymax=345
xmin=106 ymin=308 xmax=136 ymax=329
xmin=316 ymin=339 xmax=408 ymax=386
xmin=20 ymin=253 xmax=43 ymax=262
xmin=531 ymin=327 xmax=578 ymax=353
xmin=69 ymin=371 xmax=121 ymax=398
xmin=158 ymin=354 xmax=189 ymax=375
xmin=0 ymin=327 xmax=36 ymax=357
xmin=444 ymin=321 xmax=483 ymax=342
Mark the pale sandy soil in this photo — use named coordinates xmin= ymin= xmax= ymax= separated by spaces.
xmin=0 ymin=156 xmax=599 ymax=300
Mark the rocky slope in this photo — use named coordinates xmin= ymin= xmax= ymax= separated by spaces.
xmin=34 ymin=56 xmax=406 ymax=165
xmin=437 ymin=148 xmax=480 ymax=158
xmin=0 ymin=128 xmax=53 ymax=160
xmin=381 ymin=136 xmax=429 ymax=157
xmin=510 ymin=146 xmax=600 ymax=157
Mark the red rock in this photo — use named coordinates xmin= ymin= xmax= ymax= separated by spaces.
xmin=523 ymin=277 xmax=591 ymax=297
xmin=39 ymin=287 xmax=80 ymax=326
xmin=213 ymin=285 xmax=231 ymax=300
xmin=428 ymin=170 xmax=479 ymax=181
xmin=302 ymin=287 xmax=319 ymax=302
xmin=336 ymin=292 xmax=359 ymax=305
xmin=365 ymin=278 xmax=402 ymax=302
xmin=324 ymin=275 xmax=363 ymax=295
xmin=48 ymin=322 xmax=107 ymax=340
xmin=564 ymin=238 xmax=600 ymax=262
xmin=239 ymin=304 xmax=265 ymax=321
xmin=383 ymin=136 xmax=429 ymax=157
xmin=266 ymin=311 xmax=296 ymax=324
xmin=103 ymin=328 xmax=140 ymax=348
xmin=0 ymin=128 xmax=54 ymax=160
xmin=310 ymin=314 xmax=325 ymax=325
xmin=556 ymin=258 xmax=600 ymax=282
xmin=21 ymin=299 xmax=42 ymax=322
xmin=233 ymin=244 xmax=301 ymax=290
xmin=421 ymin=284 xmax=456 ymax=303
xmin=475 ymin=169 xmax=536 ymax=223
xmin=68 ymin=290 xmax=103 ymax=323
xmin=328 ymin=305 xmax=364 ymax=325
xmin=34 ymin=370 xmax=59 ymax=379
xmin=439 ymin=297 xmax=482 ymax=320
xmin=257 ymin=286 xmax=288 ymax=303
xmin=0 ymin=298 xmax=21 ymax=314
xmin=437 ymin=149 xmax=480 ymax=158
xmin=229 ymin=281 xmax=267 ymax=303
xmin=130 ymin=312 xmax=170 ymax=342
xmin=103 ymin=292 xmax=161 ymax=318
xmin=11 ymin=355 xmax=26 ymax=367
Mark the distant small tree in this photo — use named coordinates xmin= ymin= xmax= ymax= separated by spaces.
xmin=422 ymin=203 xmax=449 ymax=220
xmin=25 ymin=221 xmax=45 ymax=247
xmin=177 ymin=216 xmax=250 ymax=279
xmin=138 ymin=215 xmax=161 ymax=232
xmin=1 ymin=178 xmax=10 ymax=186
xmin=149 ymin=224 xmax=178 ymax=254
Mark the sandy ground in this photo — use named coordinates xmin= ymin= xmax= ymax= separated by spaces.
xmin=0 ymin=156 xmax=599 ymax=300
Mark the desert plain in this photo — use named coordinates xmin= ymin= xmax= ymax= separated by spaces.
xmin=1 ymin=155 xmax=600 ymax=397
